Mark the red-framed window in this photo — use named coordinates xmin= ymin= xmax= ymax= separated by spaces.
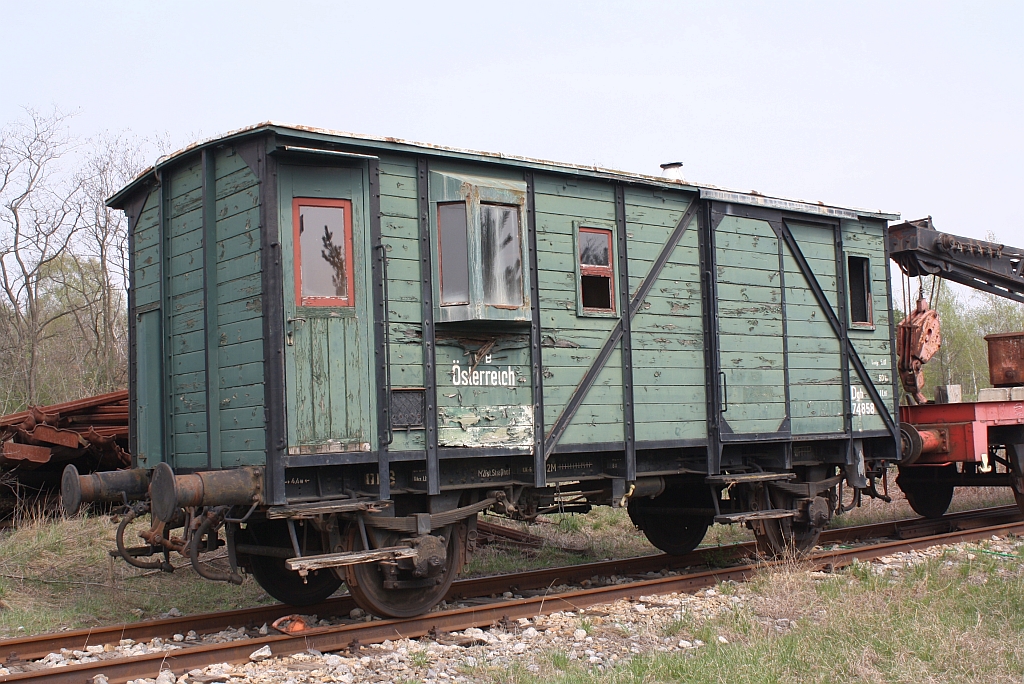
xmin=847 ymin=255 xmax=873 ymax=326
xmin=293 ymin=197 xmax=355 ymax=307
xmin=578 ymin=227 xmax=615 ymax=313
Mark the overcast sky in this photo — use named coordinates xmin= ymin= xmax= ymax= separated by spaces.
xmin=4 ymin=1 xmax=1021 ymax=249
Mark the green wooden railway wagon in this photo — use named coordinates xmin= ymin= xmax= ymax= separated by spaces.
xmin=67 ymin=123 xmax=902 ymax=617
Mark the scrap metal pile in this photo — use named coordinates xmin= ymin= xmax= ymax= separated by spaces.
xmin=0 ymin=391 xmax=130 ymax=493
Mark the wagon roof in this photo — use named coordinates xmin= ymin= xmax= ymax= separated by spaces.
xmin=107 ymin=121 xmax=900 ymax=221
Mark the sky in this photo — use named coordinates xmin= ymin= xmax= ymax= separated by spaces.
xmin=3 ymin=0 xmax=1022 ymax=251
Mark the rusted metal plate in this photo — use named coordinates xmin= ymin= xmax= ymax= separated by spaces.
xmin=0 ymin=390 xmax=128 ymax=428
xmin=25 ymin=425 xmax=80 ymax=449
xmin=1 ymin=442 xmax=51 ymax=464
xmin=985 ymin=332 xmax=1024 ymax=387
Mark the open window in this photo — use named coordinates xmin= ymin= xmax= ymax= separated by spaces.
xmin=847 ymin=255 xmax=873 ymax=327
xmin=575 ymin=223 xmax=617 ymax=317
xmin=431 ymin=172 xmax=528 ymax=322
xmin=293 ymin=198 xmax=355 ymax=307
xmin=579 ymin=228 xmax=615 ymax=313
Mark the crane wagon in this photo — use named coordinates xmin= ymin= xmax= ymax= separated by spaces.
xmin=889 ymin=218 xmax=1024 ymax=518
xmin=62 ymin=123 xmax=902 ymax=617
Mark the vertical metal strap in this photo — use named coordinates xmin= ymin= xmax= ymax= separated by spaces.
xmin=417 ymin=158 xmax=439 ymax=495
xmin=201 ymin=150 xmax=222 ymax=471
xmin=525 ymin=172 xmax=546 ymax=488
xmin=614 ymin=185 xmax=636 ymax=480
xmin=159 ymin=171 xmax=173 ymax=467
xmin=699 ymin=203 xmax=723 ymax=475
xmin=126 ymin=198 xmax=139 ymax=464
xmin=832 ymin=222 xmax=853 ymax=436
xmin=368 ymin=159 xmax=391 ymax=501
xmin=257 ymin=135 xmax=287 ymax=505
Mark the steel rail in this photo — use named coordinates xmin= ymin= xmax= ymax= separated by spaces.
xmin=3 ymin=504 xmax=1015 ymax=665
xmin=0 ymin=504 xmax=1019 ymax=679
xmin=4 ymin=517 xmax=1022 ymax=684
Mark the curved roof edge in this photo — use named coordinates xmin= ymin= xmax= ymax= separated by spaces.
xmin=107 ymin=121 xmax=900 ymax=221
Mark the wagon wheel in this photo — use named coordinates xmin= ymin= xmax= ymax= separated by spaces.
xmin=241 ymin=520 xmax=343 ymax=606
xmin=751 ymin=487 xmax=822 ymax=557
xmin=897 ymin=464 xmax=956 ymax=519
xmin=1006 ymin=443 xmax=1024 ymax=516
xmin=627 ymin=484 xmax=712 ymax=556
xmin=344 ymin=525 xmax=462 ymax=619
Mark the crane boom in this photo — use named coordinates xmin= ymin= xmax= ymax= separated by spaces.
xmin=889 ymin=217 xmax=1024 ymax=304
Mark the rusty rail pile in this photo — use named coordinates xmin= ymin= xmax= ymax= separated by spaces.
xmin=0 ymin=504 xmax=1019 ymax=683
xmin=0 ymin=390 xmax=130 ymax=476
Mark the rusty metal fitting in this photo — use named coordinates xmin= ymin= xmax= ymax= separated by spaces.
xmin=629 ymin=477 xmax=666 ymax=500
xmin=189 ymin=506 xmax=243 ymax=585
xmin=150 ymin=462 xmax=263 ymax=522
xmin=61 ymin=464 xmax=151 ymax=515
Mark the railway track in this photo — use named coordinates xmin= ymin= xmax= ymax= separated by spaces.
xmin=1 ymin=504 xmax=1020 ymax=683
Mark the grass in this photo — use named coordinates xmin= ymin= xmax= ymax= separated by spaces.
xmin=484 ymin=544 xmax=1024 ymax=683
xmin=0 ymin=510 xmax=270 ymax=636
xmin=0 ymin=477 xmax=1017 ymax=639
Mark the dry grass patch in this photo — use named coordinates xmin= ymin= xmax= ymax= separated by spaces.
xmin=0 ymin=512 xmax=271 ymax=636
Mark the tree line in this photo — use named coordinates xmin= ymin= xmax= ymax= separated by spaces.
xmin=0 ymin=109 xmax=166 ymax=414
xmin=912 ymin=279 xmax=1024 ymax=402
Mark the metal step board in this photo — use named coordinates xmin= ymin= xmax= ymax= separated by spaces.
xmin=714 ymin=510 xmax=796 ymax=525
xmin=266 ymin=499 xmax=390 ymax=519
xmin=706 ymin=472 xmax=797 ymax=485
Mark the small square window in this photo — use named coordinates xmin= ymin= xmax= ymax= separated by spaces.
xmin=848 ymin=255 xmax=872 ymax=326
xmin=293 ymin=198 xmax=354 ymax=307
xmin=578 ymin=227 xmax=615 ymax=314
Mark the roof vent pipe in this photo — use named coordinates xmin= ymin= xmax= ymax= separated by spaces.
xmin=660 ymin=162 xmax=685 ymax=182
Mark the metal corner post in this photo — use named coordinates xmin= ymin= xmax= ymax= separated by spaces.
xmin=158 ymin=170 xmax=173 ymax=469
xmin=256 ymin=135 xmax=287 ymax=505
xmin=201 ymin=149 xmax=222 ymax=471
xmin=881 ymin=220 xmax=902 ymax=460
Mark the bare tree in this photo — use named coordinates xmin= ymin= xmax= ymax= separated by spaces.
xmin=60 ymin=132 xmax=150 ymax=394
xmin=0 ymin=109 xmax=88 ymax=409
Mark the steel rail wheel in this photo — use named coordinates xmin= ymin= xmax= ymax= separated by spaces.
xmin=1007 ymin=443 xmax=1024 ymax=517
xmin=242 ymin=520 xmax=343 ymax=606
xmin=897 ymin=464 xmax=956 ymax=519
xmin=627 ymin=485 xmax=712 ymax=556
xmin=751 ymin=487 xmax=822 ymax=557
xmin=344 ymin=525 xmax=461 ymax=619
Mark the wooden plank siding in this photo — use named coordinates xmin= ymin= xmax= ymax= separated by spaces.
xmin=132 ymin=147 xmax=265 ymax=471
xmin=783 ymin=222 xmax=844 ymax=434
xmin=714 ymin=216 xmax=787 ymax=436
xmin=534 ymin=176 xmax=622 ymax=445
xmin=626 ymin=187 xmax=706 ymax=444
